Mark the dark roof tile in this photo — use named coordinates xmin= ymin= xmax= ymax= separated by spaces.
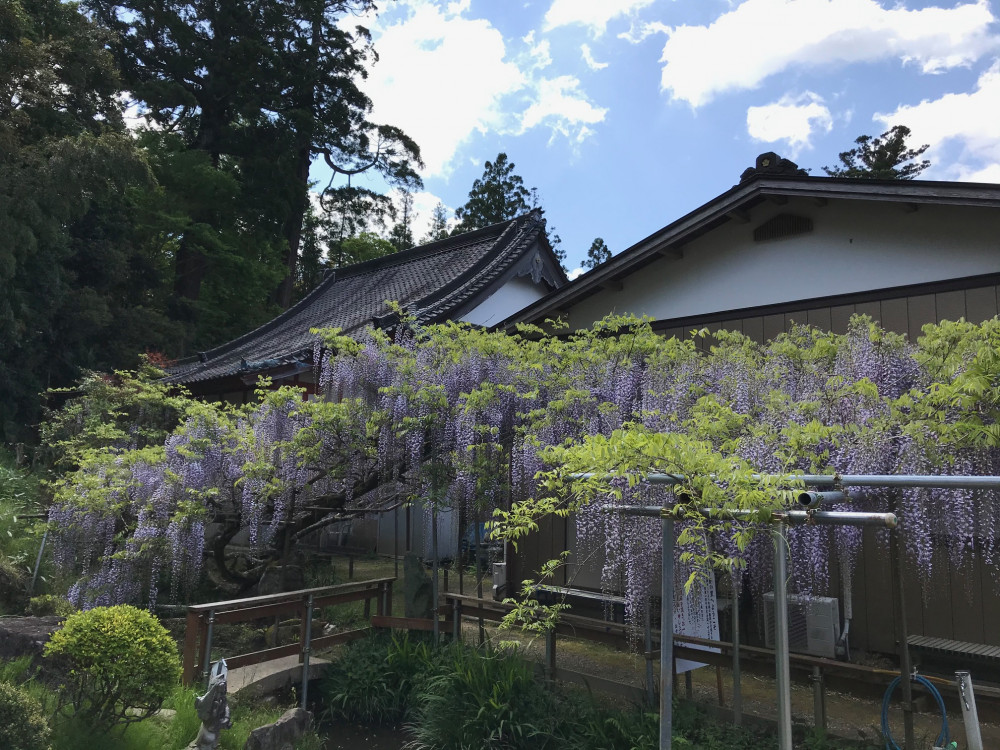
xmin=167 ymin=212 xmax=562 ymax=384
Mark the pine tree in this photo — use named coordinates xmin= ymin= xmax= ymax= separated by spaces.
xmin=583 ymin=238 xmax=611 ymax=269
xmin=424 ymin=202 xmax=451 ymax=243
xmin=823 ymin=125 xmax=930 ymax=180
xmin=453 ymin=153 xmax=532 ymax=231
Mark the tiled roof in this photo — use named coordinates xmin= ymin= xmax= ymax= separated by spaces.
xmin=167 ymin=211 xmax=560 ymax=385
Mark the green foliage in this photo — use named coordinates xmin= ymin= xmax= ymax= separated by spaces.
xmin=454 ymin=153 xmax=532 ymax=232
xmin=408 ymin=644 xmax=561 ymax=750
xmin=321 ymin=632 xmax=443 ymax=724
xmin=822 ymin=125 xmax=930 ymax=180
xmin=26 ymin=595 xmax=76 ymax=618
xmin=583 ymin=237 xmax=611 ymax=270
xmin=0 ymin=449 xmax=44 ymax=612
xmin=38 ymin=361 xmax=194 ymax=471
xmin=43 ymin=605 xmax=181 ymax=732
xmin=0 ymin=681 xmax=51 ymax=750
xmin=424 ymin=201 xmax=451 ymax=243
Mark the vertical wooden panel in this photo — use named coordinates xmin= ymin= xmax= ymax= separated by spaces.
xmin=830 ymin=304 xmax=855 ymax=334
xmin=806 ymin=307 xmax=832 ymax=332
xmin=742 ymin=316 xmax=764 ymax=344
xmin=917 ymin=546 xmax=951 ymax=638
xmin=949 ymin=555 xmax=984 ymax=644
xmin=854 ymin=301 xmax=881 ymax=326
xmin=859 ymin=527 xmax=897 ymax=654
xmin=906 ymin=294 xmax=936 ymax=342
xmin=881 ymin=298 xmax=908 ymax=336
xmin=784 ymin=312 xmax=804 ymax=330
xmin=762 ymin=314 xmax=785 ymax=341
xmin=717 ymin=319 xmax=742 ymax=335
xmin=661 ymin=327 xmax=684 ymax=341
xmin=966 ymin=286 xmax=998 ymax=324
xmin=935 ymin=289 xmax=966 ymax=324
xmin=979 ymin=548 xmax=1000 ymax=646
xmin=846 ymin=548 xmax=870 ymax=654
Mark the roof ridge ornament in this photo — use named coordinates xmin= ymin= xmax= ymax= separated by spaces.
xmin=740 ymin=152 xmax=809 ymax=183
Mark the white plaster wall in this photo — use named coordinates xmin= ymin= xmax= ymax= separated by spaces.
xmin=567 ymin=199 xmax=1000 ymax=329
xmin=461 ymin=276 xmax=549 ymax=327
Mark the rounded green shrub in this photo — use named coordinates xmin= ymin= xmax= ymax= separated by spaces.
xmin=26 ymin=595 xmax=76 ymax=617
xmin=0 ymin=681 xmax=51 ymax=750
xmin=43 ymin=604 xmax=181 ymax=731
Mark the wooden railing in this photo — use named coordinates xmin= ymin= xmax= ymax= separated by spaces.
xmin=181 ymin=577 xmax=394 ymax=686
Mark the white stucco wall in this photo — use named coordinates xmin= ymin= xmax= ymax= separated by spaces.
xmin=566 ymin=198 xmax=1000 ymax=329
xmin=461 ymin=276 xmax=550 ymax=327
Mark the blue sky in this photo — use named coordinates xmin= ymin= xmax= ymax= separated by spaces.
xmin=313 ymin=0 xmax=1000 ymax=276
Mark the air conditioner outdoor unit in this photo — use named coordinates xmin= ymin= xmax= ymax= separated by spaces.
xmin=763 ymin=592 xmax=840 ymax=659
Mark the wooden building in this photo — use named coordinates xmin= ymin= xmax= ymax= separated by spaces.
xmin=167 ymin=210 xmax=566 ymax=400
xmin=500 ymin=154 xmax=1000 ymax=658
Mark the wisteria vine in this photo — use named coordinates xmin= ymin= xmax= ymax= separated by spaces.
xmin=45 ymin=314 xmax=1000 ymax=620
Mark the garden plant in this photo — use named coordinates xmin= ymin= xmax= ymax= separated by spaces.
xmin=40 ymin=315 xmax=1000 ymax=631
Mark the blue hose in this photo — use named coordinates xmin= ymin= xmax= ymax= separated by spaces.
xmin=881 ymin=674 xmax=949 ymax=750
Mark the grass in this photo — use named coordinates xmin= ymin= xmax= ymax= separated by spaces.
xmin=1 ymin=653 xmax=321 ymax=750
xmin=0 ymin=449 xmax=46 ymax=613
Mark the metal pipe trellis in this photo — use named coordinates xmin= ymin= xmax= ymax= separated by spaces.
xmin=596 ymin=470 xmax=1000 ymax=750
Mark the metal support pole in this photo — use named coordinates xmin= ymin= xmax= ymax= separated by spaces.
xmin=957 ymin=671 xmax=984 ymax=750
xmin=545 ymin=629 xmax=556 ymax=681
xmin=301 ymin=594 xmax=314 ymax=709
xmin=890 ymin=511 xmax=915 ymax=750
xmin=28 ymin=528 xmax=48 ymax=596
xmin=684 ymin=670 xmax=693 ymax=700
xmin=202 ymin=608 xmax=216 ymax=689
xmin=432 ymin=504 xmax=440 ymax=644
xmin=645 ymin=601 xmax=655 ymax=705
xmin=660 ymin=516 xmax=674 ymax=750
xmin=773 ymin=524 xmax=793 ymax=750
xmin=731 ymin=571 xmax=742 ymax=726
xmin=811 ymin=666 xmax=826 ymax=732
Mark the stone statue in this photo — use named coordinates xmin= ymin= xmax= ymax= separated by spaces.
xmin=187 ymin=660 xmax=232 ymax=750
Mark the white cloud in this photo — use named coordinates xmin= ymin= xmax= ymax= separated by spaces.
xmin=522 ymin=31 xmax=553 ymax=69
xmin=876 ymin=60 xmax=1000 ymax=181
xmin=544 ymin=0 xmax=657 ymax=36
xmin=618 ymin=20 xmax=671 ymax=45
xmin=657 ymin=0 xmax=999 ymax=107
xmin=581 ymin=44 xmax=609 ymax=70
xmin=567 ymin=266 xmax=586 ymax=280
xmin=365 ymin=2 xmax=525 ymax=177
xmin=746 ymin=91 xmax=832 ymax=155
xmin=366 ymin=1 xmax=607 ymax=177
xmin=517 ymin=75 xmax=608 ymax=143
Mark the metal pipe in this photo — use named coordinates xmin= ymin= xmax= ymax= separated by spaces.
xmin=202 ymin=608 xmax=216 ymax=689
xmin=645 ymin=600 xmax=655 ymax=705
xmin=432 ymin=504 xmax=440 ymax=644
xmin=577 ymin=472 xmax=1000 ymax=490
xmin=957 ymin=671 xmax=984 ymax=750
xmin=301 ymin=593 xmax=314 ymax=709
xmin=811 ymin=665 xmax=826 ymax=732
xmin=608 ymin=505 xmax=897 ymax=528
xmin=29 ymin=528 xmax=48 ymax=596
xmin=660 ymin=515 xmax=674 ymax=750
xmin=731 ymin=571 xmax=742 ymax=726
xmin=773 ymin=524 xmax=793 ymax=750
xmin=890 ymin=504 xmax=915 ymax=750
xmin=797 ymin=491 xmax=850 ymax=508
xmin=794 ymin=474 xmax=1000 ymax=490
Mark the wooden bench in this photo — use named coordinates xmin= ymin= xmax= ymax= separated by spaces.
xmin=535 ymin=585 xmax=627 ymax=623
xmin=908 ymin=635 xmax=1000 ymax=662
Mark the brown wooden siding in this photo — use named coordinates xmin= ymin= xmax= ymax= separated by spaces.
xmin=511 ymin=280 xmax=1000 ymax=656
